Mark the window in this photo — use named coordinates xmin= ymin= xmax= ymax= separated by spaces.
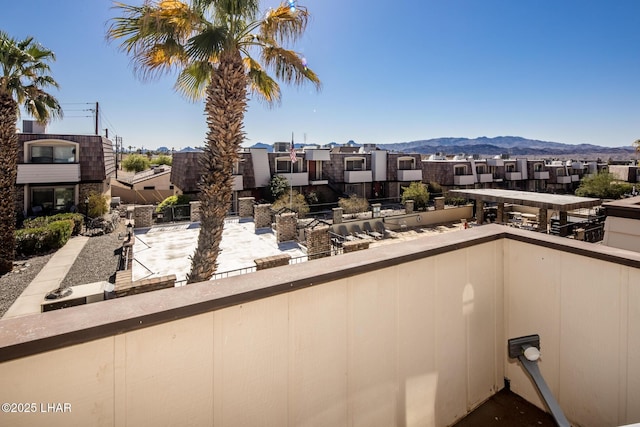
xmin=398 ymin=157 xmax=415 ymax=170
xmin=454 ymin=165 xmax=467 ymax=176
xmin=31 ymin=186 xmax=75 ymax=213
xmin=30 ymin=145 xmax=76 ymax=163
xmin=345 ymin=158 xmax=365 ymax=171
xmin=476 ymin=165 xmax=487 ymax=174
xmin=534 ymin=163 xmax=543 ymax=172
xmin=345 ymin=184 xmax=362 ymax=197
xmin=276 ymin=157 xmax=301 ymax=173
xmin=143 ymin=186 xmax=155 ymax=190
xmin=505 ymin=164 xmax=516 ymax=173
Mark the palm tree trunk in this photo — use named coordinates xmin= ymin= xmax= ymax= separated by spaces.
xmin=0 ymin=93 xmax=19 ymax=273
xmin=187 ymin=49 xmax=248 ymax=284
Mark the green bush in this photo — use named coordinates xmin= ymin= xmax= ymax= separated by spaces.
xmin=269 ymin=175 xmax=290 ymax=200
xmin=151 ymin=155 xmax=172 ymax=166
xmin=156 ymin=194 xmax=192 ymax=212
xmin=15 ymin=220 xmax=73 ymax=256
xmin=122 ymin=154 xmax=151 ymax=172
xmin=401 ymin=182 xmax=430 ymax=210
xmin=87 ymin=192 xmax=109 ymax=218
xmin=23 ymin=213 xmax=83 ymax=235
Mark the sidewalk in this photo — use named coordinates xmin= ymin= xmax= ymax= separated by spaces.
xmin=2 ymin=236 xmax=89 ymax=319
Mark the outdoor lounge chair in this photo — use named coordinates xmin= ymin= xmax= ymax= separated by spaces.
xmin=351 ymin=224 xmax=372 ymax=240
xmin=337 ymin=225 xmax=355 ymax=241
xmin=374 ymin=221 xmax=394 ymax=239
xmin=363 ymin=221 xmax=383 ymax=239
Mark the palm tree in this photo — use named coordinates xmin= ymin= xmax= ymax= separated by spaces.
xmin=0 ymin=32 xmax=62 ymax=273
xmin=109 ymin=0 xmax=320 ymax=283
xmin=634 ymin=139 xmax=640 ymax=162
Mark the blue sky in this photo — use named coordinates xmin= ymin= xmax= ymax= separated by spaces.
xmin=3 ymin=0 xmax=639 ymax=150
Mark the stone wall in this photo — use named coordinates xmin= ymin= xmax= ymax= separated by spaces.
xmin=434 ymin=197 xmax=445 ymax=210
xmin=254 ymin=254 xmax=291 ymax=271
xmin=254 ymin=204 xmax=272 ymax=229
xmin=190 ymin=201 xmax=201 ymax=222
xmin=276 ymin=212 xmax=297 ymax=243
xmin=306 ymin=226 xmax=331 ymax=260
xmin=332 ymin=207 xmax=343 ymax=224
xmin=238 ymin=197 xmax=255 ymax=218
xmin=114 ymin=270 xmax=176 ymax=297
xmin=133 ymin=205 xmax=154 ymax=228
xmin=404 ymin=200 xmax=414 ymax=214
xmin=343 ymin=240 xmax=370 ymax=253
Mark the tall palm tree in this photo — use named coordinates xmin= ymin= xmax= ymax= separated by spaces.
xmin=0 ymin=31 xmax=62 ymax=273
xmin=109 ymin=0 xmax=320 ymax=283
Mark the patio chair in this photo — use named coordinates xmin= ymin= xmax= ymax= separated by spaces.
xmin=337 ymin=225 xmax=355 ymax=241
xmin=351 ymin=224 xmax=372 ymax=240
xmin=363 ymin=221 xmax=383 ymax=239
xmin=374 ymin=221 xmax=394 ymax=239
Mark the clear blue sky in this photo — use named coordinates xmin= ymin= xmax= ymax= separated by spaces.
xmin=3 ymin=0 xmax=639 ymax=150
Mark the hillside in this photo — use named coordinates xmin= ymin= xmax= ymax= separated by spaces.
xmin=376 ymin=136 xmax=635 ymax=159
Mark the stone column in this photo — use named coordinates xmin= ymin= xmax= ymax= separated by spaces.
xmin=404 ymin=200 xmax=414 ymax=214
xmin=434 ymin=197 xmax=445 ymax=210
xmin=497 ymin=202 xmax=504 ymax=223
xmin=559 ymin=211 xmax=568 ymax=237
xmin=538 ymin=208 xmax=548 ymax=233
xmin=238 ymin=197 xmax=255 ymax=218
xmin=371 ymin=203 xmax=382 ymax=218
xmin=476 ymin=200 xmax=485 ymax=225
xmin=133 ymin=205 xmax=154 ymax=228
xmin=306 ymin=226 xmax=331 ymax=260
xmin=276 ymin=212 xmax=297 ymax=243
xmin=254 ymin=204 xmax=272 ymax=229
xmin=189 ymin=201 xmax=201 ymax=223
xmin=332 ymin=207 xmax=344 ymax=224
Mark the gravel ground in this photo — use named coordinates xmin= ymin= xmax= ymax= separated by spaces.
xmin=0 ymin=221 xmax=126 ymax=317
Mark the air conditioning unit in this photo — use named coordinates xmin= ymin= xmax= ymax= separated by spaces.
xmin=22 ymin=120 xmax=46 ymax=133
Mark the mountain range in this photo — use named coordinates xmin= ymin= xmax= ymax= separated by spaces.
xmin=376 ymin=136 xmax=635 ymax=159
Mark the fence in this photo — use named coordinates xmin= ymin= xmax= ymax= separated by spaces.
xmin=155 ymin=204 xmax=191 ymax=224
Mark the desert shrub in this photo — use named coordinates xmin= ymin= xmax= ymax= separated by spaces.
xmin=15 ymin=220 xmax=73 ymax=256
xmin=23 ymin=213 xmax=83 ymax=235
xmin=575 ymin=172 xmax=633 ymax=199
xmin=427 ymin=181 xmax=443 ymax=198
xmin=122 ymin=154 xmax=151 ymax=172
xmin=151 ymin=155 xmax=172 ymax=166
xmin=338 ymin=195 xmax=369 ymax=214
xmin=401 ymin=182 xmax=430 ymax=210
xmin=272 ymin=191 xmax=309 ymax=217
xmin=156 ymin=194 xmax=191 ymax=212
xmin=87 ymin=192 xmax=109 ymax=218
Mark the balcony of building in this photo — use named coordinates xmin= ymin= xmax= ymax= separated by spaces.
xmin=505 ymin=171 xmax=523 ymax=181
xmin=534 ymin=171 xmax=550 ymax=180
xmin=397 ymin=169 xmax=423 ymax=182
xmin=16 ymin=163 xmax=81 ymax=184
xmin=556 ymin=175 xmax=572 ymax=184
xmin=453 ymin=174 xmax=475 ymax=186
xmin=344 ymin=170 xmax=373 ymax=183
xmin=571 ymin=174 xmax=580 ymax=182
xmin=2 ymin=225 xmax=638 ymax=426
xmin=477 ymin=173 xmax=493 ymax=183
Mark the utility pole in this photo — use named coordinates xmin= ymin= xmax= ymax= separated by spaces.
xmin=94 ymin=101 xmax=99 ymax=135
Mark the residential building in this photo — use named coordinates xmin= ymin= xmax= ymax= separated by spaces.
xmin=16 ymin=129 xmax=115 ymax=217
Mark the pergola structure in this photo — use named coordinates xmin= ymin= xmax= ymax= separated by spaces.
xmin=450 ymin=189 xmax=601 ymax=234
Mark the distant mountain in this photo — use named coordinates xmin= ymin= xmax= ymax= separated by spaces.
xmin=377 ymin=136 xmax=635 ymax=158
xmin=249 ymin=142 xmax=272 ymax=151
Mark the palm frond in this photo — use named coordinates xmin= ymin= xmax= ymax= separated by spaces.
xmin=185 ymin=24 xmax=227 ymax=62
xmin=174 ymin=61 xmax=212 ymax=101
xmin=261 ymin=45 xmax=320 ymax=89
xmin=243 ymin=56 xmax=280 ymax=104
xmin=260 ymin=4 xmax=309 ymax=44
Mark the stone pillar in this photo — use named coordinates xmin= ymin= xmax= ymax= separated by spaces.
xmin=254 ymin=204 xmax=272 ymax=229
xmin=133 ymin=205 xmax=154 ymax=228
xmin=404 ymin=200 xmax=414 ymax=214
xmin=538 ymin=208 xmax=548 ymax=233
xmin=333 ymin=207 xmax=344 ymax=224
xmin=276 ymin=212 xmax=297 ymax=243
xmin=371 ymin=203 xmax=382 ymax=218
xmin=559 ymin=211 xmax=568 ymax=237
xmin=497 ymin=202 xmax=504 ymax=223
xmin=476 ymin=200 xmax=485 ymax=225
xmin=254 ymin=254 xmax=291 ymax=270
xmin=238 ymin=197 xmax=255 ymax=218
xmin=189 ymin=201 xmax=201 ymax=223
xmin=434 ymin=197 xmax=445 ymax=210
xmin=307 ymin=225 xmax=331 ymax=260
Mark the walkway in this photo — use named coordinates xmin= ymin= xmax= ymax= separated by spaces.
xmin=2 ymin=236 xmax=89 ymax=319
